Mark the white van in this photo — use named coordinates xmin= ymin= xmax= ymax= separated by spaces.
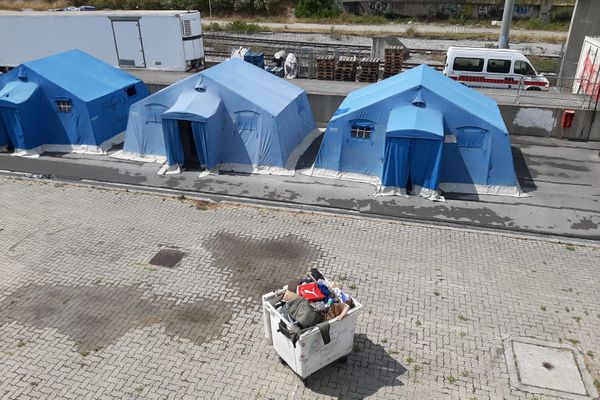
xmin=443 ymin=47 xmax=549 ymax=91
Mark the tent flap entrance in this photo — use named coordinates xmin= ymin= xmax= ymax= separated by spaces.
xmin=381 ymin=105 xmax=445 ymax=196
xmin=0 ymin=107 xmax=23 ymax=150
xmin=163 ymin=118 xmax=208 ymax=170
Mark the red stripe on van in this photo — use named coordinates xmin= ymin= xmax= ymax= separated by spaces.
xmin=449 ymin=75 xmax=547 ymax=87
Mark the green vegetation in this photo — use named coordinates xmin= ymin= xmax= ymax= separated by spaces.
xmin=529 ymin=56 xmax=561 ymax=74
xmin=294 ymin=0 xmax=338 ymax=18
xmin=513 ymin=18 xmax=569 ymax=32
xmin=447 ymin=376 xmax=457 ymax=384
xmin=206 ymin=20 xmax=263 ymax=32
xmin=565 ymin=338 xmax=580 ymax=346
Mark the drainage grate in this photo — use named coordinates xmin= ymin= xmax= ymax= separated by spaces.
xmin=149 ymin=249 xmax=186 ymax=268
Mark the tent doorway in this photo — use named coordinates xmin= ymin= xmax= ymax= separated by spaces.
xmin=178 ymin=120 xmax=202 ymax=170
xmin=382 ymin=137 xmax=443 ymax=193
xmin=0 ymin=107 xmax=20 ymax=151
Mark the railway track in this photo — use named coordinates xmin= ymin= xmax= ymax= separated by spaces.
xmin=204 ymin=50 xmax=445 ymax=71
xmin=203 ymin=32 xmax=562 ymax=60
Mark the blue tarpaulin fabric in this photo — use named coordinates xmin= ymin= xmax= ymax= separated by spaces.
xmin=0 ymin=49 xmax=148 ymax=154
xmin=118 ymin=58 xmax=316 ymax=173
xmin=312 ymin=64 xmax=521 ymax=196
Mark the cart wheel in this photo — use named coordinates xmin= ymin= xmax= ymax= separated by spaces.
xmin=278 ymin=356 xmax=287 ymax=366
xmin=338 ymin=356 xmax=348 ymax=364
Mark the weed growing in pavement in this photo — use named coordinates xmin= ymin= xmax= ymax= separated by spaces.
xmin=405 ymin=356 xmax=414 ymax=364
xmin=349 ymin=283 xmax=357 ymax=290
xmin=389 ymin=349 xmax=399 ymax=355
xmin=459 ymin=332 xmax=467 ymax=337
xmin=329 ymin=26 xmax=342 ymax=41
xmin=572 ymin=316 xmax=582 ymax=324
xmin=565 ymin=338 xmax=580 ymax=345
xmin=540 ymin=305 xmax=547 ymax=311
xmin=413 ymin=364 xmax=422 ymax=372
xmin=16 ymin=340 xmax=26 ymax=348
xmin=458 ymin=315 xmax=469 ymax=322
xmin=79 ymin=350 xmax=90 ymax=357
xmin=404 ymin=26 xmax=417 ymax=38
xmin=381 ymin=338 xmax=387 ymax=343
xmin=594 ymin=378 xmax=600 ymax=392
xmin=565 ymin=243 xmax=576 ymax=251
xmin=587 ymin=350 xmax=594 ymax=359
xmin=415 ymin=320 xmax=422 ymax=327
xmin=447 ymin=376 xmax=457 ymax=384
xmin=460 ymin=371 xmax=470 ymax=378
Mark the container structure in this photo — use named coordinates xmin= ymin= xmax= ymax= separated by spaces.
xmin=262 ymin=287 xmax=363 ymax=379
xmin=572 ymin=36 xmax=600 ymax=100
xmin=0 ymin=10 xmax=204 ymax=72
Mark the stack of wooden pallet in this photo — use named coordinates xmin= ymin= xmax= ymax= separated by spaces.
xmin=335 ymin=56 xmax=358 ymax=82
xmin=315 ymin=55 xmax=336 ymax=80
xmin=357 ymin=57 xmax=380 ymax=83
xmin=383 ymin=46 xmax=405 ymax=79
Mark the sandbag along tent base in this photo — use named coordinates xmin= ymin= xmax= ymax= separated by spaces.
xmin=0 ymin=50 xmax=148 ymax=157
xmin=308 ymin=65 xmax=524 ymax=199
xmin=114 ymin=58 xmax=318 ymax=176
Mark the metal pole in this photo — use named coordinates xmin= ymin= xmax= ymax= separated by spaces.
xmin=208 ymin=0 xmax=212 ymax=18
xmin=498 ymin=0 xmax=515 ymax=49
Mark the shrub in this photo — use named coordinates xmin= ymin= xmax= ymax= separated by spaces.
xmin=294 ymin=0 xmax=339 ymax=18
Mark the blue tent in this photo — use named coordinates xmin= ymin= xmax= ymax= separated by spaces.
xmin=0 ymin=49 xmax=148 ymax=156
xmin=309 ymin=65 xmax=522 ymax=198
xmin=115 ymin=57 xmax=317 ymax=175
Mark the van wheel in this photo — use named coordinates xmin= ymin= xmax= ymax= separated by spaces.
xmin=526 ymin=87 xmax=541 ymax=91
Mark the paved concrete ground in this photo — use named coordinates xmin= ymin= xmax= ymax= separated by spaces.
xmin=0 ymin=136 xmax=599 ymax=240
xmin=0 ymin=176 xmax=598 ymax=400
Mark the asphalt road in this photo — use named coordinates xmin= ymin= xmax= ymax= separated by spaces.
xmin=1 ymin=136 xmax=598 ymax=241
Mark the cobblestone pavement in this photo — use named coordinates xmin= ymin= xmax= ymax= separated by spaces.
xmin=0 ymin=176 xmax=599 ymax=400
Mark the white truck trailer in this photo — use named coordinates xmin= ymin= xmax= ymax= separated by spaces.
xmin=0 ymin=10 xmax=204 ymax=72
xmin=572 ymin=36 xmax=600 ymax=100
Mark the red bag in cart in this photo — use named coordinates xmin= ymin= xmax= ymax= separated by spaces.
xmin=297 ymin=282 xmax=325 ymax=301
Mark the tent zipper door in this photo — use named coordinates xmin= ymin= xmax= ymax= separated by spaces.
xmin=178 ymin=120 xmax=203 ymax=170
xmin=381 ymin=137 xmax=412 ymax=190
xmin=0 ymin=107 xmax=23 ymax=150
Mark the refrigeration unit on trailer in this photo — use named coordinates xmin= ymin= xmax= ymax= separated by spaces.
xmin=573 ymin=37 xmax=600 ymax=100
xmin=0 ymin=10 xmax=204 ymax=72
xmin=443 ymin=47 xmax=549 ymax=91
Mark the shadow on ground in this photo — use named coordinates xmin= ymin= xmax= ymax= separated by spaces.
xmin=304 ymin=334 xmax=407 ymax=399
xmin=512 ymin=146 xmax=537 ymax=193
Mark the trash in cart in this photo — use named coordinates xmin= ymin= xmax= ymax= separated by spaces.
xmin=262 ymin=268 xmax=363 ymax=379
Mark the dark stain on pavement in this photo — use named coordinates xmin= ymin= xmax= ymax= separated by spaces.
xmin=571 ymin=218 xmax=599 ymax=230
xmin=0 ymin=284 xmax=232 ymax=352
xmin=525 ymin=157 xmax=590 ymax=172
xmin=315 ymin=197 xmax=514 ymax=226
xmin=203 ymin=232 xmax=323 ymax=300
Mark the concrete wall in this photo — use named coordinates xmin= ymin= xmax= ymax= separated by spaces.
xmin=500 ymin=105 xmax=600 ymax=141
xmin=344 ymin=0 xmax=574 ymax=18
xmin=560 ymin=0 xmax=600 ymax=82
xmin=147 ymin=83 xmax=600 ymax=141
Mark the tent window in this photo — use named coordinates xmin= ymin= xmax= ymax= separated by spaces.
xmin=234 ymin=111 xmax=259 ymax=134
xmin=125 ymin=85 xmax=137 ymax=97
xmin=145 ymin=104 xmax=167 ymax=124
xmin=55 ymin=99 xmax=72 ymax=113
xmin=456 ymin=127 xmax=486 ymax=148
xmin=351 ymin=125 xmax=371 ymax=139
xmin=453 ymin=57 xmax=484 ymax=72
